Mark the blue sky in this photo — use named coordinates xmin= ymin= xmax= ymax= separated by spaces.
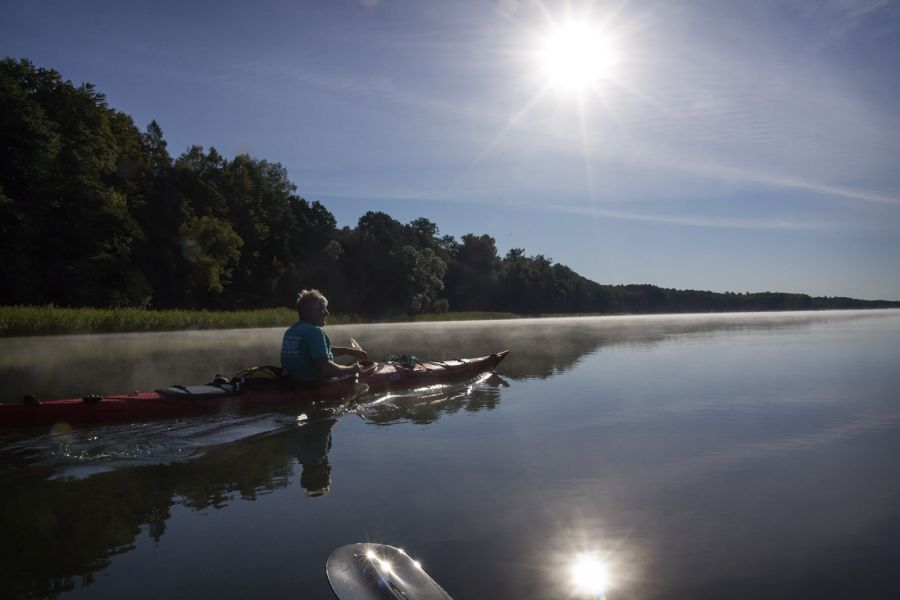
xmin=3 ymin=0 xmax=899 ymax=300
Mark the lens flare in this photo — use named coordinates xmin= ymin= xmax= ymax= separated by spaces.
xmin=50 ymin=422 xmax=73 ymax=436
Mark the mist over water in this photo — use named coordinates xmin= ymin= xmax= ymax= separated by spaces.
xmin=1 ymin=310 xmax=899 ymax=599
xmin=1 ymin=309 xmax=883 ymax=401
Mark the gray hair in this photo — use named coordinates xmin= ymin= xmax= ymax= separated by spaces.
xmin=296 ymin=289 xmax=328 ymax=318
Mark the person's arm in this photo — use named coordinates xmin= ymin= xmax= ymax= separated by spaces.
xmin=313 ymin=357 xmax=361 ymax=378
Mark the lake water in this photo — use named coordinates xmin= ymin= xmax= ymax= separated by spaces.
xmin=1 ymin=310 xmax=899 ymax=599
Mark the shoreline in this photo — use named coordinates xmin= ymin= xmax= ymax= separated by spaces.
xmin=0 ymin=306 xmax=523 ymax=337
xmin=2 ymin=305 xmax=898 ymax=338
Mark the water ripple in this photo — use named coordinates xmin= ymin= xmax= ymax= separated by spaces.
xmin=0 ymin=412 xmax=298 ymax=479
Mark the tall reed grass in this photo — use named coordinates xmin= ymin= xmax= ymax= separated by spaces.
xmin=0 ymin=306 xmax=523 ymax=336
xmin=0 ymin=306 xmax=300 ymax=337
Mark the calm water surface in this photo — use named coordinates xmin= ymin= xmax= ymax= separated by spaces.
xmin=1 ymin=310 xmax=899 ymax=599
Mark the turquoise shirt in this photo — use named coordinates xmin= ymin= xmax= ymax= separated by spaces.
xmin=281 ymin=320 xmax=332 ymax=382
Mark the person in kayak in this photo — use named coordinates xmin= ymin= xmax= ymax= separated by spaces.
xmin=281 ymin=289 xmax=368 ymax=382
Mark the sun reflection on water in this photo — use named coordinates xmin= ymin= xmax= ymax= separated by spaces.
xmin=546 ymin=525 xmax=632 ymax=599
xmin=570 ymin=553 xmax=609 ymax=598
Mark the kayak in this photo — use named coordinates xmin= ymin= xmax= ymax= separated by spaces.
xmin=0 ymin=351 xmax=508 ymax=428
xmin=2 ymin=351 xmax=509 ymax=428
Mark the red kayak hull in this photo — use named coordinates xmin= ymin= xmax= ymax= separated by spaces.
xmin=0 ymin=351 xmax=509 ymax=428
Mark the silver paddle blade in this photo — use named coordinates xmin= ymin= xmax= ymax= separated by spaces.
xmin=326 ymin=543 xmax=453 ymax=600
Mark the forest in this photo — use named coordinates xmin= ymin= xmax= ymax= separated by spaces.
xmin=2 ymin=58 xmax=897 ymax=318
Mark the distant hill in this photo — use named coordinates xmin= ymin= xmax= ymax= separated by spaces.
xmin=593 ymin=285 xmax=900 ymax=314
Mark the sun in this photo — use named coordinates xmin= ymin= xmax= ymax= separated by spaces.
xmin=538 ymin=20 xmax=620 ymax=93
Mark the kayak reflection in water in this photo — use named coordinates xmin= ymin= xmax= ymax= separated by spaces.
xmin=281 ymin=289 xmax=368 ymax=382
xmin=288 ymin=415 xmax=337 ymax=497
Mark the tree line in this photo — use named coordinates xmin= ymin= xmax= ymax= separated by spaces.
xmin=2 ymin=58 xmax=897 ymax=317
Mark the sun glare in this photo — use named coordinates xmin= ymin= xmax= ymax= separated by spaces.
xmin=539 ymin=21 xmax=619 ymax=92
xmin=570 ymin=553 xmax=608 ymax=597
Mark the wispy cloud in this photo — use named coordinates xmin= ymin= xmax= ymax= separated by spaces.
xmin=315 ymin=187 xmax=837 ymax=232
xmin=522 ymin=201 xmax=838 ymax=231
xmin=791 ymin=0 xmax=900 ymax=42
xmin=615 ymin=141 xmax=900 ymax=206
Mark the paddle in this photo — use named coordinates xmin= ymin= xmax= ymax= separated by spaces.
xmin=326 ymin=543 xmax=453 ymax=600
xmin=347 ymin=337 xmax=371 ymax=366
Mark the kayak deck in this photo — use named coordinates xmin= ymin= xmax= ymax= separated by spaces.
xmin=1 ymin=351 xmax=509 ymax=428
